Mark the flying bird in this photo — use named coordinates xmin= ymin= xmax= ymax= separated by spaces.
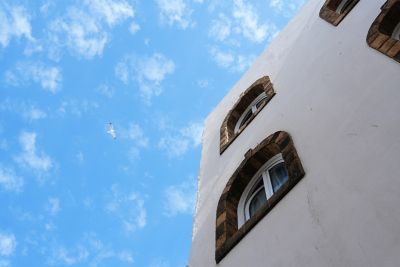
xmin=107 ymin=122 xmax=117 ymax=139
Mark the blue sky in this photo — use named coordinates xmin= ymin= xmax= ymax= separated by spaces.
xmin=0 ymin=0 xmax=304 ymax=266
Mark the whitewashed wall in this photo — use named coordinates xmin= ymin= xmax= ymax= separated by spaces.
xmin=189 ymin=0 xmax=400 ymax=266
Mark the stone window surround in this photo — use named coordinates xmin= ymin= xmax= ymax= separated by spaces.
xmin=367 ymin=0 xmax=400 ymax=63
xmin=319 ymin=0 xmax=360 ymax=26
xmin=215 ymin=131 xmax=305 ymax=263
xmin=220 ymin=76 xmax=275 ymax=155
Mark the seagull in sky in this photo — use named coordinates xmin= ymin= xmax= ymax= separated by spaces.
xmin=107 ymin=122 xmax=117 ymax=139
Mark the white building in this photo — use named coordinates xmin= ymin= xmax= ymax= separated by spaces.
xmin=189 ymin=0 xmax=400 ymax=266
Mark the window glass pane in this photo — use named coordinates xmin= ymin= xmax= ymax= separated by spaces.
xmin=249 ymin=187 xmax=267 ymax=219
xmin=255 ymin=95 xmax=268 ymax=109
xmin=269 ymin=162 xmax=289 ymax=193
xmin=337 ymin=0 xmax=354 ymax=14
xmin=239 ymin=110 xmax=253 ymax=128
xmin=393 ymin=22 xmax=400 ymax=41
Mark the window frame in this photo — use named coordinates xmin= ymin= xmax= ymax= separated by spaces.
xmin=237 ymin=153 xmax=284 ymax=227
xmin=234 ymin=92 xmax=268 ymax=134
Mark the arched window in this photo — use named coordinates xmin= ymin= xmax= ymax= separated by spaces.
xmin=215 ymin=131 xmax=305 ymax=263
xmin=237 ymin=153 xmax=288 ymax=227
xmin=220 ymin=76 xmax=275 ymax=154
xmin=234 ymin=92 xmax=269 ymax=134
xmin=319 ymin=0 xmax=359 ymax=26
xmin=367 ymin=0 xmax=400 ymax=63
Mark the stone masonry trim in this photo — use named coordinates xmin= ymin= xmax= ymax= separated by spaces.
xmin=215 ymin=131 xmax=305 ymax=263
xmin=319 ymin=0 xmax=360 ymax=26
xmin=220 ymin=76 xmax=275 ymax=154
xmin=367 ymin=0 xmax=400 ymax=63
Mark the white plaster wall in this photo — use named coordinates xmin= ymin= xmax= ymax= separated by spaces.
xmin=189 ymin=0 xmax=400 ymax=266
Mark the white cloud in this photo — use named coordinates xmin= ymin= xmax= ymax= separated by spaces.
xmin=209 ymin=14 xmax=231 ymax=42
xmin=197 ymin=79 xmax=209 ymax=89
xmin=85 ymin=0 xmax=134 ymax=26
xmin=0 ymin=99 xmax=47 ymax=122
xmin=96 ymin=84 xmax=115 ymax=98
xmin=164 ymin=179 xmax=196 ymax=217
xmin=49 ymin=234 xmax=134 ymax=267
xmin=117 ymin=251 xmax=134 ymax=264
xmin=5 ymin=61 xmax=62 ymax=93
xmin=0 ymin=232 xmax=16 ymax=257
xmin=156 ymin=0 xmax=193 ymax=29
xmin=269 ymin=0 xmax=304 ymax=17
xmin=23 ymin=107 xmax=47 ymax=121
xmin=57 ymin=99 xmax=99 ymax=117
xmin=0 ymin=166 xmax=23 ymax=192
xmin=51 ymin=246 xmax=89 ymax=265
xmin=47 ymin=0 xmax=136 ymax=59
xmin=158 ymin=121 xmax=203 ymax=157
xmin=129 ymin=22 xmax=140 ymax=34
xmin=15 ymin=131 xmax=53 ymax=174
xmin=49 ymin=7 xmax=108 ymax=60
xmin=209 ymin=47 xmax=256 ymax=73
xmin=115 ymin=53 xmax=175 ymax=103
xmin=232 ymin=0 xmax=268 ymax=43
xmin=118 ymin=122 xmax=149 ymax=160
xmin=106 ymin=185 xmax=146 ymax=233
xmin=0 ymin=4 xmax=33 ymax=48
xmin=46 ymin=197 xmax=60 ymax=216
xmin=121 ymin=123 xmax=149 ymax=147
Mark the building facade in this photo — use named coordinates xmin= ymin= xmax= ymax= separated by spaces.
xmin=189 ymin=0 xmax=400 ymax=266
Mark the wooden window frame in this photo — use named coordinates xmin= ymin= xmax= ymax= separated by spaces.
xmin=367 ymin=0 xmax=400 ymax=63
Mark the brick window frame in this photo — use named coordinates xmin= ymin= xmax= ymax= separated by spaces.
xmin=220 ymin=76 xmax=275 ymax=154
xmin=215 ymin=131 xmax=305 ymax=263
xmin=367 ymin=0 xmax=400 ymax=63
xmin=319 ymin=0 xmax=360 ymax=26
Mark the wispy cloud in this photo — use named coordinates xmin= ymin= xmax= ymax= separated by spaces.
xmin=115 ymin=53 xmax=175 ymax=103
xmin=232 ymin=0 xmax=268 ymax=43
xmin=268 ymin=0 xmax=305 ymax=17
xmin=155 ymin=0 xmax=193 ymax=29
xmin=209 ymin=14 xmax=232 ymax=42
xmin=0 ymin=232 xmax=16 ymax=257
xmin=120 ymin=123 xmax=149 ymax=147
xmin=116 ymin=122 xmax=149 ymax=160
xmin=158 ymin=121 xmax=203 ymax=158
xmin=15 ymin=131 xmax=53 ymax=176
xmin=85 ymin=0 xmax=134 ymax=26
xmin=0 ymin=166 xmax=23 ymax=193
xmin=0 ymin=99 xmax=47 ymax=122
xmin=49 ymin=234 xmax=134 ymax=267
xmin=209 ymin=47 xmax=256 ymax=73
xmin=105 ymin=184 xmax=146 ymax=233
xmin=4 ymin=61 xmax=62 ymax=93
xmin=46 ymin=197 xmax=60 ymax=216
xmin=0 ymin=4 xmax=33 ymax=48
xmin=57 ymin=99 xmax=99 ymax=117
xmin=47 ymin=0 xmax=136 ymax=59
xmin=96 ymin=84 xmax=115 ymax=98
xmin=208 ymin=0 xmax=277 ymax=44
xmin=164 ymin=178 xmax=196 ymax=217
